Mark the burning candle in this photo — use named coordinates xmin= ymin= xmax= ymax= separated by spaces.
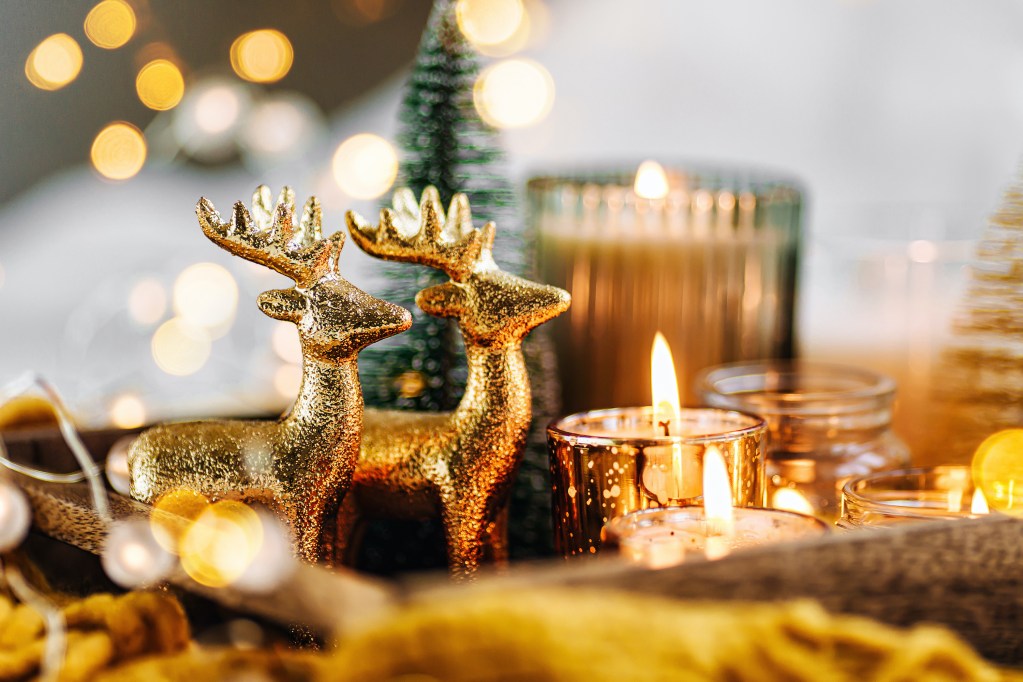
xmin=839 ymin=465 xmax=992 ymax=528
xmin=530 ymin=162 xmax=803 ymax=414
xmin=603 ymin=447 xmax=828 ymax=569
xmin=547 ymin=335 xmax=768 ymax=557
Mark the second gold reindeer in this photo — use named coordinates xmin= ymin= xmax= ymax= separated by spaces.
xmin=340 ymin=187 xmax=571 ymax=576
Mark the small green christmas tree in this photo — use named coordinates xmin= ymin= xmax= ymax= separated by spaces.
xmin=359 ymin=0 xmax=522 ymax=413
xmin=357 ymin=0 xmax=558 ymax=572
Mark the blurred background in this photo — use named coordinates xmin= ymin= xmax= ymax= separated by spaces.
xmin=1 ymin=0 xmax=1021 ymax=459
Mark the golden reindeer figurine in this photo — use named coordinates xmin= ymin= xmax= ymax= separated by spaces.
xmin=341 ymin=187 xmax=571 ymax=575
xmin=128 ymin=186 xmax=412 ymax=563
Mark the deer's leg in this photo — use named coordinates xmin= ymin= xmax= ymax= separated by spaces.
xmin=485 ymin=504 xmax=510 ymax=566
xmin=291 ymin=492 xmax=336 ymax=565
xmin=440 ymin=490 xmax=492 ymax=579
xmin=332 ymin=491 xmax=365 ymax=568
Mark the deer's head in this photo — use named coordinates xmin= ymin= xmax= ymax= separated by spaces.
xmin=347 ymin=187 xmax=570 ymax=348
xmin=197 ymin=186 xmax=412 ymax=360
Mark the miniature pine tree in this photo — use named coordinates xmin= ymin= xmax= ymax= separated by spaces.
xmin=357 ymin=0 xmax=558 ymax=572
xmin=929 ymin=171 xmax=1023 ymax=459
xmin=358 ymin=0 xmax=522 ymax=413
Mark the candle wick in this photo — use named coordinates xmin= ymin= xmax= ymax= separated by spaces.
xmin=658 ymin=420 xmax=671 ymax=437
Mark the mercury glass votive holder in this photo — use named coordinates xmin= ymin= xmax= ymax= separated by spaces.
xmin=695 ymin=361 xmax=910 ymax=522
xmin=839 ymin=465 xmax=990 ymax=528
xmin=547 ymin=407 xmax=767 ymax=557
xmin=602 ymin=506 xmax=829 ymax=569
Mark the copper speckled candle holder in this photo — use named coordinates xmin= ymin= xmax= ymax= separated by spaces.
xmin=548 ymin=407 xmax=767 ymax=557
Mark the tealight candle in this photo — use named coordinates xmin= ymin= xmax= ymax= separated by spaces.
xmin=603 ymin=507 xmax=830 ymax=569
xmin=602 ymin=446 xmax=827 ymax=569
xmin=839 ymin=465 xmax=991 ymax=528
xmin=547 ymin=336 xmax=767 ymax=557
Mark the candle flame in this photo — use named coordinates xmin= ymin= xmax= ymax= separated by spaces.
xmin=651 ymin=332 xmax=680 ymax=435
xmin=945 ymin=467 xmax=969 ymax=513
xmin=772 ymin=487 xmax=815 ymax=516
xmin=703 ymin=445 xmax=734 ymax=535
xmin=971 ymin=488 xmax=989 ymax=514
xmin=634 ymin=160 xmax=669 ymax=200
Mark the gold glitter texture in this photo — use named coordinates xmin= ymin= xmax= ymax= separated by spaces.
xmin=341 ymin=187 xmax=571 ymax=576
xmin=128 ymin=186 xmax=412 ymax=563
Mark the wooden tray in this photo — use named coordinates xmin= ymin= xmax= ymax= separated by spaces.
xmin=6 ymin=426 xmax=1023 ymax=664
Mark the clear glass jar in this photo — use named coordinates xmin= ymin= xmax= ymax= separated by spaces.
xmin=839 ymin=465 xmax=988 ymax=528
xmin=695 ymin=361 xmax=910 ymax=522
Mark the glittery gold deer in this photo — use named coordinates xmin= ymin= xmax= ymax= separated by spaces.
xmin=341 ymin=187 xmax=571 ymax=575
xmin=128 ymin=186 xmax=412 ymax=563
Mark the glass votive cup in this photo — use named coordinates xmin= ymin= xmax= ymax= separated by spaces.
xmin=602 ymin=506 xmax=830 ymax=569
xmin=839 ymin=465 xmax=991 ymax=528
xmin=695 ymin=361 xmax=910 ymax=522
xmin=547 ymin=407 xmax=767 ymax=557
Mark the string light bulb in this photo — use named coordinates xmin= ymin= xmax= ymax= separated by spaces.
xmin=331 ymin=133 xmax=398 ymax=199
xmin=102 ymin=518 xmax=175 ymax=588
xmin=91 ymin=122 xmax=147 ymax=181
xmin=135 ymin=59 xmax=185 ymax=111
xmin=473 ymin=58 xmax=554 ymax=129
xmin=104 ymin=436 xmax=135 ymax=496
xmin=25 ymin=34 xmax=83 ymax=91
xmin=230 ymin=29 xmax=293 ymax=84
xmin=0 ymin=482 xmax=31 ymax=552
xmin=150 ymin=318 xmax=212 ymax=376
xmin=456 ymin=0 xmax=524 ymax=47
xmin=84 ymin=0 xmax=136 ymax=50
xmin=232 ymin=509 xmax=296 ymax=593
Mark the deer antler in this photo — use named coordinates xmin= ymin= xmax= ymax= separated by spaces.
xmin=196 ymin=185 xmax=344 ymax=288
xmin=346 ymin=186 xmax=487 ymax=282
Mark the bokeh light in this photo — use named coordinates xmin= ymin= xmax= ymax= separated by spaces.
xmin=105 ymin=436 xmax=135 ymax=495
xmin=332 ymin=0 xmax=403 ymax=26
xmin=972 ymin=428 xmax=1023 ymax=514
xmin=240 ymin=93 xmax=322 ymax=164
xmin=102 ymin=518 xmax=175 ymax=588
xmin=274 ymin=364 xmax=303 ymax=399
xmin=135 ymin=59 xmax=185 ymax=111
xmin=456 ymin=0 xmax=524 ymax=47
xmin=232 ymin=509 xmax=295 ymax=593
xmin=171 ymin=79 xmax=253 ymax=162
xmin=0 ymin=482 xmax=31 ymax=552
xmin=230 ymin=29 xmax=294 ymax=84
xmin=473 ymin=58 xmax=554 ymax=129
xmin=634 ymin=160 xmax=670 ymax=200
xmin=179 ymin=500 xmax=264 ymax=588
xmin=84 ymin=0 xmax=136 ymax=49
xmin=908 ymin=239 xmax=939 ymax=264
xmin=172 ymin=263 xmax=238 ymax=334
xmin=127 ymin=278 xmax=167 ymax=326
xmin=195 ymin=86 xmax=242 ymax=135
xmin=109 ymin=394 xmax=146 ymax=429
xmin=271 ymin=322 xmax=303 ymax=364
xmin=771 ymin=487 xmax=816 ymax=517
xmin=331 ymin=133 xmax=398 ymax=199
xmin=25 ymin=34 xmax=83 ymax=91
xmin=91 ymin=122 xmax=147 ymax=180
xmin=151 ymin=488 xmax=210 ymax=553
xmin=151 ymin=318 xmax=212 ymax=376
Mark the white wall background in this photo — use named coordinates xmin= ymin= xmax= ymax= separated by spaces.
xmin=0 ymin=0 xmax=1020 ymax=424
